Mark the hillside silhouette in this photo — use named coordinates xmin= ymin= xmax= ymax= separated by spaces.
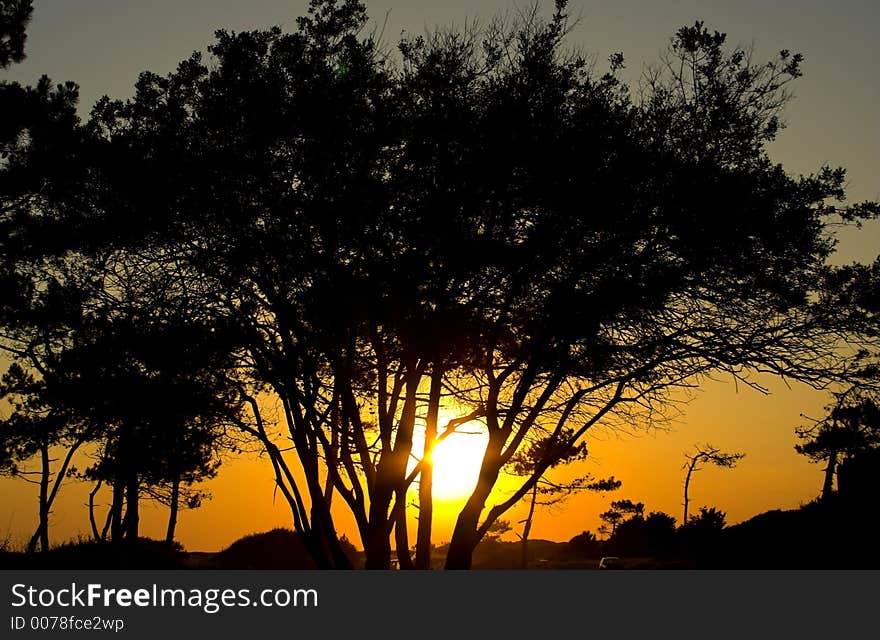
xmin=3 ymin=492 xmax=877 ymax=570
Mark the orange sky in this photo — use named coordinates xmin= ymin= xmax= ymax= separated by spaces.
xmin=0 ymin=375 xmax=834 ymax=551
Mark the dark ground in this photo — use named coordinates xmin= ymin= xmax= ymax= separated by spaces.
xmin=2 ymin=496 xmax=877 ymax=569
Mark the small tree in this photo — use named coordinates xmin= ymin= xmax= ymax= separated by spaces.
xmin=507 ymin=430 xmax=620 ymax=567
xmin=682 ymin=444 xmax=745 ymax=525
xmin=598 ymin=499 xmax=644 ymax=538
xmin=58 ymin=311 xmax=238 ymax=549
xmin=796 ymin=387 xmax=880 ymax=500
xmin=687 ymin=506 xmax=726 ymax=530
xmin=0 ymin=363 xmax=91 ymax=553
xmin=682 ymin=506 xmax=727 ymax=559
xmin=607 ymin=510 xmax=677 ymax=558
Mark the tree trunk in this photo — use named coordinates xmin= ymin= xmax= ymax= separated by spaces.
xmin=388 ymin=371 xmax=419 ymax=503
xmin=123 ymin=472 xmax=139 ymax=543
xmin=280 ymin=391 xmax=353 ymax=570
xmin=101 ymin=504 xmax=113 ymax=541
xmin=821 ymin=449 xmax=838 ymax=501
xmin=165 ymin=475 xmax=180 ymax=545
xmin=294 ymin=525 xmax=334 ymax=570
xmin=363 ymin=516 xmax=392 ymax=570
xmin=315 ymin=495 xmax=354 ymax=569
xmin=683 ymin=457 xmax=698 ymax=526
xmin=520 ymin=483 xmax=538 ymax=569
xmin=38 ymin=442 xmax=50 ymax=552
xmin=394 ymin=490 xmax=414 ymax=569
xmin=362 ymin=370 xmax=421 ymax=570
xmin=364 ymin=470 xmax=394 ymax=569
xmin=416 ymin=368 xmax=443 ymax=569
xmin=445 ymin=453 xmax=503 ymax=568
xmin=444 ymin=506 xmax=481 ymax=570
xmin=89 ymin=479 xmax=103 ymax=541
xmin=27 ymin=443 xmax=51 ymax=554
xmin=28 ymin=437 xmax=85 ymax=551
xmin=110 ymin=476 xmax=125 ymax=542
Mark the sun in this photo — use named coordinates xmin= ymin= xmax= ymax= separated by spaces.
xmin=410 ymin=408 xmax=488 ymax=501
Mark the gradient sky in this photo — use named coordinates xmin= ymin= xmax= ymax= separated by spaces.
xmin=2 ymin=1 xmax=877 ymax=551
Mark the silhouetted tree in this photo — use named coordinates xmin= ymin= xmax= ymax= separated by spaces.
xmin=0 ymin=362 xmax=91 ymax=552
xmin=0 ymin=183 xmax=101 ymax=554
xmin=603 ymin=508 xmax=678 ymax=558
xmin=1 ymin=10 xmax=86 ymax=527
xmin=598 ymin=499 xmax=644 ymax=538
xmin=796 ymin=386 xmax=880 ymax=500
xmin=0 ymin=205 xmax=237 ymax=552
xmin=688 ymin=506 xmax=726 ymax=530
xmin=598 ymin=509 xmax=623 ymax=538
xmin=643 ymin=511 xmax=678 ymax=557
xmin=682 ymin=444 xmax=744 ymax=525
xmin=57 ymin=306 xmax=238 ymax=550
xmin=681 ymin=506 xmax=727 ymax=559
xmin=428 ymin=13 xmax=877 ymax=568
xmin=507 ymin=431 xmax=619 ymax=566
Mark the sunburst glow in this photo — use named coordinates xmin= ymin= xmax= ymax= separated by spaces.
xmin=410 ymin=409 xmax=488 ymax=501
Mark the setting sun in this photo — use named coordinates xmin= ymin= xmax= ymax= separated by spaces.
xmin=410 ymin=409 xmax=488 ymax=501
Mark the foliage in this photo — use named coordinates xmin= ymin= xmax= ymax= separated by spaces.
xmin=682 ymin=444 xmax=745 ymax=524
xmin=687 ymin=506 xmax=727 ymax=530
xmin=598 ymin=498 xmax=644 ymax=537
xmin=484 ymin=519 xmax=512 ymax=542
xmin=795 ymin=386 xmax=880 ymax=495
xmin=0 ymin=0 xmax=32 ymax=68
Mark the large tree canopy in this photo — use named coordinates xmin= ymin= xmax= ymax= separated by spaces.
xmin=2 ymin=0 xmax=878 ymax=569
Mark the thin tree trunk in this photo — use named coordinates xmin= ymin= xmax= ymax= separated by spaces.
xmin=110 ymin=476 xmax=125 ymax=542
xmin=363 ymin=369 xmax=421 ymax=570
xmin=89 ymin=479 xmax=103 ymax=541
xmin=38 ymin=442 xmax=50 ymax=552
xmin=683 ymin=457 xmax=698 ymax=526
xmin=416 ymin=368 xmax=443 ymax=569
xmin=165 ymin=475 xmax=180 ymax=545
xmin=520 ymin=483 xmax=538 ymax=569
xmin=821 ymin=449 xmax=838 ymax=501
xmin=238 ymin=392 xmax=328 ymax=566
xmin=101 ymin=504 xmax=113 ymax=541
xmin=28 ymin=437 xmax=85 ymax=551
xmin=27 ymin=443 xmax=51 ymax=554
xmin=280 ymin=391 xmax=352 ymax=569
xmin=394 ymin=495 xmax=414 ymax=569
xmin=123 ymin=472 xmax=139 ymax=543
xmin=113 ymin=422 xmax=134 ymax=548
xmin=323 ymin=399 xmax=339 ymax=509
